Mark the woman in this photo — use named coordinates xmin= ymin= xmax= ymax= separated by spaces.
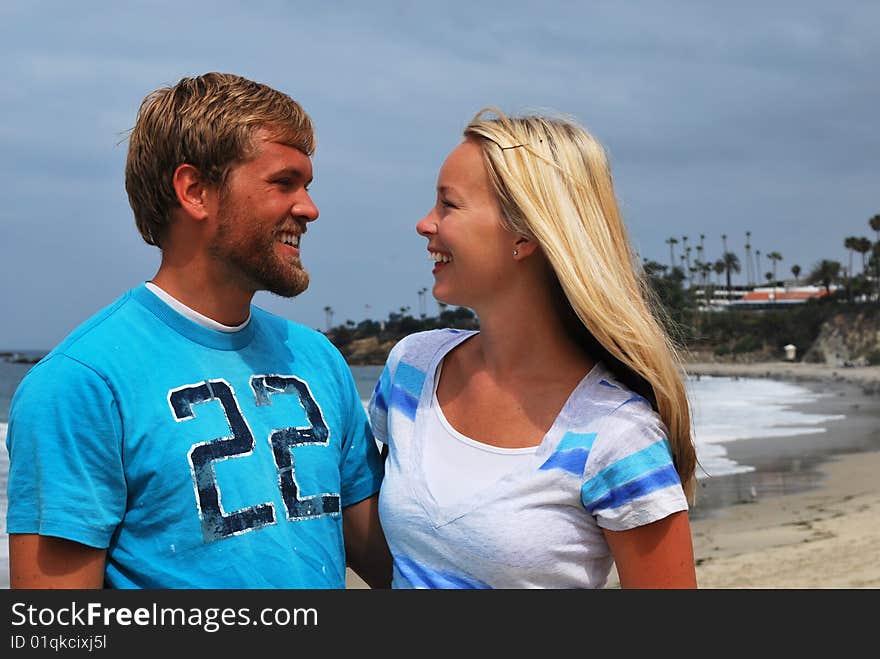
xmin=369 ymin=108 xmax=697 ymax=589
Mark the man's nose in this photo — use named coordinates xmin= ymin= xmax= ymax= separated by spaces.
xmin=293 ymin=194 xmax=319 ymax=222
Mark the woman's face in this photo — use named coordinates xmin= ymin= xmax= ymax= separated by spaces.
xmin=416 ymin=139 xmax=518 ymax=308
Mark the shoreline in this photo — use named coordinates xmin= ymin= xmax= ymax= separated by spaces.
xmin=679 ymin=361 xmax=880 ymax=588
xmin=683 ymin=359 xmax=880 ymax=395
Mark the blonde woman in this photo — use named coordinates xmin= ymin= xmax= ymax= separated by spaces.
xmin=369 ymin=108 xmax=697 ymax=589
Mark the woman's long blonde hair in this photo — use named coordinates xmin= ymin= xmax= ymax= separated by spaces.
xmin=465 ymin=108 xmax=697 ymax=501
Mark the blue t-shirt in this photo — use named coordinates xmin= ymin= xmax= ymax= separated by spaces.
xmin=6 ymin=285 xmax=383 ymax=588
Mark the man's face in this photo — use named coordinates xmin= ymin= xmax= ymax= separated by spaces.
xmin=209 ymin=129 xmax=319 ymax=298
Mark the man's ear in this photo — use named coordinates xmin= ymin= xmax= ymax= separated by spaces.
xmin=171 ymin=164 xmax=212 ymax=221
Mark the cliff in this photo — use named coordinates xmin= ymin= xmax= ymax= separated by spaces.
xmin=336 ymin=336 xmax=401 ymax=365
xmin=802 ymin=308 xmax=880 ymax=366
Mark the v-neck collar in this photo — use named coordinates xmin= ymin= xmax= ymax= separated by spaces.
xmin=411 ymin=330 xmax=606 ymax=528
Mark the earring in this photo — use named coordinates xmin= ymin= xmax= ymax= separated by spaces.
xmin=513 ymin=249 xmax=519 ymax=256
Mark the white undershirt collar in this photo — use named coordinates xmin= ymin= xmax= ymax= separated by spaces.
xmin=145 ymin=282 xmax=251 ymax=333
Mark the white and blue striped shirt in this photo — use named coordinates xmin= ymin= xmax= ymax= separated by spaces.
xmin=369 ymin=328 xmax=688 ymax=589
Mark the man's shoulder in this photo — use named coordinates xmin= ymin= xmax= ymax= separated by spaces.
xmin=12 ymin=291 xmax=141 ymax=401
xmin=42 ymin=288 xmax=142 ymax=363
xmin=249 ymin=306 xmax=345 ymax=368
xmin=250 ymin=306 xmax=330 ymax=343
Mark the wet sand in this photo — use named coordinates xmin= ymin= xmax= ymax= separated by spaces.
xmin=682 ymin=361 xmax=880 ymax=588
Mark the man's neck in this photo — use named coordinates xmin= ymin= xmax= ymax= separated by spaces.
xmin=151 ymin=267 xmax=254 ymax=326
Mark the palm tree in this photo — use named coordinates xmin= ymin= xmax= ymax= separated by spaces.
xmin=690 ymin=259 xmax=702 ymax=288
xmin=695 ymin=245 xmax=705 ymax=285
xmin=853 ymin=237 xmax=872 ymax=275
xmin=323 ymin=306 xmax=334 ymax=332
xmin=744 ymin=231 xmax=752 ymax=286
xmin=852 ymin=237 xmax=872 ymax=301
xmin=869 ymin=213 xmax=880 ymax=243
xmin=766 ymin=251 xmax=783 ymax=279
xmin=843 ymin=236 xmax=857 ymax=285
xmin=417 ymin=287 xmax=428 ymax=318
xmin=642 ymin=259 xmax=666 ymax=277
xmin=873 ymin=243 xmax=880 ymax=300
xmin=665 ymin=237 xmax=679 ymax=271
xmin=722 ymin=251 xmax=741 ymax=301
xmin=713 ymin=259 xmax=725 ymax=286
xmin=843 ymin=236 xmax=864 ymax=301
xmin=807 ymin=260 xmax=841 ymax=295
xmin=791 ymin=264 xmax=801 ymax=284
xmin=721 ymin=233 xmax=728 ymax=255
xmin=766 ymin=251 xmax=783 ymax=302
xmin=701 ymin=261 xmax=712 ymax=286
xmin=754 ymin=249 xmax=762 ymax=284
xmin=870 ymin=215 xmax=880 ymax=298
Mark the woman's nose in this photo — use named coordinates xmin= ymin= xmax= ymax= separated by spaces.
xmin=416 ymin=210 xmax=437 ymax=236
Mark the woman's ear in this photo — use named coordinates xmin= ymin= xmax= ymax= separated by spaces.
xmin=512 ymin=236 xmax=539 ymax=259
xmin=171 ymin=163 xmax=211 ymax=221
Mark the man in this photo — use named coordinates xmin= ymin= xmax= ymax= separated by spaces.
xmin=6 ymin=72 xmax=390 ymax=588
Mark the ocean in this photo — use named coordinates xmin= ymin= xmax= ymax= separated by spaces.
xmin=0 ymin=357 xmax=848 ymax=587
xmin=351 ymin=364 xmax=846 ymax=481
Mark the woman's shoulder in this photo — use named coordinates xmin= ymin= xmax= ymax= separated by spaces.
xmin=570 ymin=365 xmax=673 ymax=480
xmin=390 ymin=328 xmax=477 ymax=365
xmin=568 ymin=362 xmax=663 ymax=431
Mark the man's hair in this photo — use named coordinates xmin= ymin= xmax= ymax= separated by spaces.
xmin=125 ymin=72 xmax=315 ymax=247
xmin=465 ymin=107 xmax=697 ymax=501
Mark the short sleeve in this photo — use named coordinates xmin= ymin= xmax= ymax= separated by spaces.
xmin=367 ymin=362 xmax=392 ymax=445
xmin=6 ymin=354 xmax=126 ymax=547
xmin=330 ymin=349 xmax=384 ymax=508
xmin=579 ymin=405 xmax=688 ymax=532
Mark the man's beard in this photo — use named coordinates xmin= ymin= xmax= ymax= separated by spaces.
xmin=210 ymin=208 xmax=310 ymax=298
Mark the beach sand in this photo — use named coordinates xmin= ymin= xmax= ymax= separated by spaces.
xmin=690 ymin=449 xmax=880 ymax=588
xmin=683 ymin=360 xmax=880 ymax=394
xmin=348 ymin=361 xmax=880 ymax=589
xmin=683 ymin=360 xmax=880 ymax=589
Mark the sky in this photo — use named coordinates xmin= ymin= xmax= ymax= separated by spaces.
xmin=1 ymin=1 xmax=878 ymax=350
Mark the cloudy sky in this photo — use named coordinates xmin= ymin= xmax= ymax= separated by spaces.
xmin=1 ymin=1 xmax=877 ymax=350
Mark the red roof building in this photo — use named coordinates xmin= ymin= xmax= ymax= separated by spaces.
xmin=729 ymin=285 xmax=832 ymax=308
